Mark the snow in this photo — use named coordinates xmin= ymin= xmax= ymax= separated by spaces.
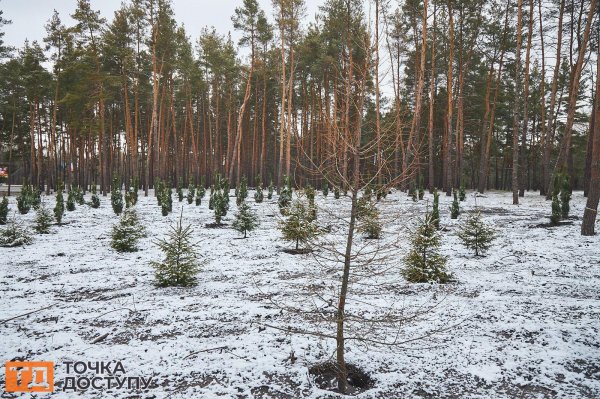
xmin=1 ymin=189 xmax=599 ymax=398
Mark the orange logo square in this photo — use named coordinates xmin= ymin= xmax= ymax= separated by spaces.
xmin=5 ymin=361 xmax=54 ymax=392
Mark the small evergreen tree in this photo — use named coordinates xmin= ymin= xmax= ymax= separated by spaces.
xmin=90 ymin=184 xmax=100 ymax=208
xmin=450 ymin=190 xmax=460 ymax=219
xmin=66 ymin=189 xmax=76 ymax=211
xmin=125 ymin=190 xmax=133 ymax=208
xmin=334 ymin=186 xmax=340 ymax=199
xmin=0 ymin=196 xmax=8 ymax=225
xmin=278 ymin=200 xmax=319 ymax=251
xmin=550 ymin=175 xmax=561 ymax=225
xmin=0 ymin=217 xmax=33 ymax=247
xmin=375 ymin=184 xmax=383 ymax=201
xmin=278 ymin=175 xmax=293 ymax=214
xmin=111 ymin=207 xmax=146 ymax=252
xmin=54 ymin=183 xmax=65 ymax=224
xmin=268 ymin=180 xmax=274 ymax=199
xmin=34 ymin=202 xmax=54 ymax=234
xmin=432 ymin=189 xmax=440 ymax=229
xmin=458 ymin=184 xmax=466 ymax=201
xmin=322 ymin=181 xmax=329 ymax=197
xmin=409 ymin=181 xmax=417 ymax=201
xmin=222 ymin=178 xmax=230 ymax=205
xmin=187 ymin=178 xmax=196 ymax=204
xmin=364 ymin=184 xmax=373 ymax=200
xmin=152 ymin=212 xmax=200 ymax=287
xmin=550 ymin=193 xmax=561 ymax=225
xmin=209 ymin=185 xmax=215 ymax=210
xmin=16 ymin=191 xmax=31 ymax=214
xmin=155 ymin=179 xmax=164 ymax=206
xmin=418 ymin=186 xmax=425 ymax=200
xmin=254 ymin=175 xmax=264 ymax=203
xmin=111 ymin=177 xmax=124 ymax=215
xmin=213 ymin=191 xmax=228 ymax=224
xmin=457 ymin=211 xmax=496 ymax=256
xmin=357 ymin=199 xmax=382 ymax=239
xmin=177 ymin=178 xmax=184 ymax=202
xmin=560 ymin=174 xmax=571 ymax=219
xmin=131 ymin=178 xmax=139 ymax=205
xmin=232 ymin=201 xmax=259 ymax=238
xmin=167 ymin=187 xmax=173 ymax=212
xmin=402 ymin=212 xmax=450 ymax=283
xmin=305 ymin=185 xmax=317 ymax=221
xmin=74 ymin=186 xmax=85 ymax=205
xmin=196 ymin=177 xmax=206 ymax=206
xmin=236 ymin=176 xmax=248 ymax=206
xmin=17 ymin=182 xmax=39 ymax=213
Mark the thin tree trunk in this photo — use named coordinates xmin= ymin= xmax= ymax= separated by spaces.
xmin=581 ymin=37 xmax=600 ymax=236
xmin=512 ymin=0 xmax=523 ymax=205
xmin=427 ymin=3 xmax=437 ymax=192
xmin=542 ymin=0 xmax=565 ymax=196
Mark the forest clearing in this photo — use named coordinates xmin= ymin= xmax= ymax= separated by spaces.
xmin=0 ymin=0 xmax=599 ymax=397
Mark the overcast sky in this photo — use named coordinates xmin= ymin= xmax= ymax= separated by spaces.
xmin=1 ymin=0 xmax=322 ymax=51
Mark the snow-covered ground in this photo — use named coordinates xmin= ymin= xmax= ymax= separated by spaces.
xmin=1 ymin=189 xmax=598 ymax=398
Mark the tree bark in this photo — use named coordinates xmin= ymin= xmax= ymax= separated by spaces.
xmin=581 ymin=37 xmax=600 ymax=236
xmin=512 ymin=0 xmax=523 ymax=205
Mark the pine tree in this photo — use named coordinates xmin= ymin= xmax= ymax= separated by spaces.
xmin=268 ymin=180 xmax=274 ymax=199
xmin=550 ymin=175 xmax=561 ymax=225
xmin=0 ymin=216 xmax=33 ymax=247
xmin=402 ymin=213 xmax=452 ymax=283
xmin=125 ymin=190 xmax=134 ymax=208
xmin=459 ymin=184 xmax=466 ymax=201
xmin=236 ymin=175 xmax=248 ymax=206
xmin=334 ymin=186 xmax=340 ymax=199
xmin=66 ymin=189 xmax=76 ymax=211
xmin=432 ymin=189 xmax=440 ymax=229
xmin=90 ymin=183 xmax=100 ymax=208
xmin=187 ymin=178 xmax=195 ymax=204
xmin=402 ymin=212 xmax=451 ymax=283
xmin=197 ymin=178 xmax=206 ymax=206
xmin=375 ymin=184 xmax=383 ymax=201
xmin=156 ymin=179 xmax=165 ymax=207
xmin=254 ymin=175 xmax=264 ymax=203
xmin=111 ymin=207 xmax=146 ymax=252
xmin=357 ymin=199 xmax=382 ymax=239
xmin=305 ymin=185 xmax=317 ymax=221
xmin=166 ymin=187 xmax=173 ymax=212
xmin=418 ymin=186 xmax=425 ymax=200
xmin=550 ymin=192 xmax=561 ymax=225
xmin=278 ymin=200 xmax=319 ymax=251
xmin=409 ymin=181 xmax=417 ymax=201
xmin=457 ymin=211 xmax=496 ymax=256
xmin=560 ymin=174 xmax=571 ymax=219
xmin=0 ymin=196 xmax=8 ymax=225
xmin=74 ymin=186 xmax=85 ymax=205
xmin=450 ymin=190 xmax=460 ymax=219
xmin=17 ymin=182 xmax=39 ymax=214
xmin=111 ymin=177 xmax=124 ymax=215
xmin=322 ymin=181 xmax=329 ymax=197
xmin=54 ymin=183 xmax=65 ymax=225
xmin=213 ymin=190 xmax=228 ymax=225
xmin=364 ymin=185 xmax=373 ymax=200
xmin=34 ymin=202 xmax=54 ymax=234
xmin=152 ymin=212 xmax=200 ymax=287
xmin=16 ymin=191 xmax=31 ymax=214
xmin=232 ymin=201 xmax=259 ymax=238
xmin=278 ymin=175 xmax=293 ymax=214
xmin=177 ymin=177 xmax=184 ymax=202
xmin=131 ymin=178 xmax=139 ymax=205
